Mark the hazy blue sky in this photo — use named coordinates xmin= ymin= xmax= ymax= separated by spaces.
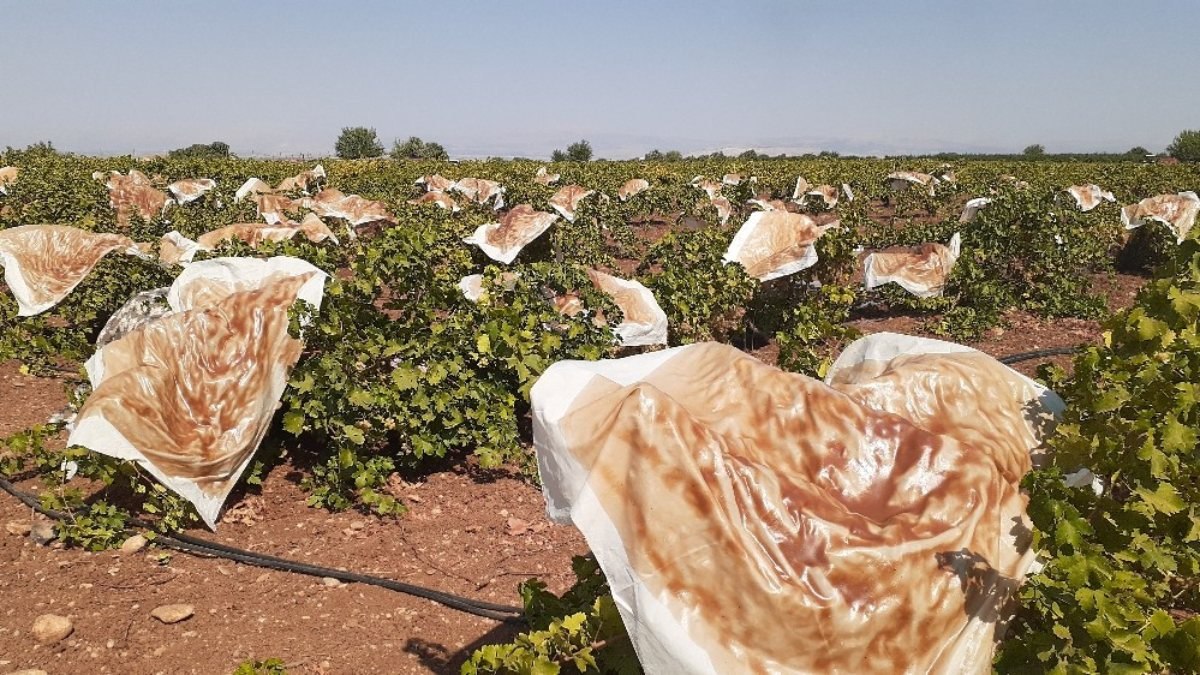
xmin=5 ymin=1 xmax=1197 ymax=158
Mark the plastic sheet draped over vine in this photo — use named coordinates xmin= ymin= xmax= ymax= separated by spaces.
xmin=863 ymin=233 xmax=962 ymax=298
xmin=0 ymin=224 xmax=140 ymax=316
xmin=531 ymin=334 xmax=1063 ymax=674
xmin=69 ymin=257 xmax=327 ymax=529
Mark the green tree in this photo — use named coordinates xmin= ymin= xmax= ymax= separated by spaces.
xmin=167 ymin=141 xmax=230 ymax=159
xmin=334 ymin=126 xmax=384 ymax=159
xmin=1022 ymin=144 xmax=1046 ymax=158
xmin=553 ymin=139 xmax=592 ymax=162
xmin=1167 ymin=129 xmax=1200 ymax=162
xmin=1126 ymin=145 xmax=1150 ymax=157
xmin=390 ymin=136 xmax=448 ymax=160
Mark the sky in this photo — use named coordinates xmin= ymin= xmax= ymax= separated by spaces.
xmin=4 ymin=0 xmax=1198 ymax=159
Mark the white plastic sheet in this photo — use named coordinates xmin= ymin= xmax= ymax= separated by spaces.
xmin=532 ymin=335 xmax=1063 ymax=673
xmin=71 ymin=257 xmax=327 ymax=528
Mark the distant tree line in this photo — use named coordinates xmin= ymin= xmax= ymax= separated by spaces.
xmin=333 ymin=127 xmax=448 ymax=161
xmin=167 ymin=141 xmax=231 ymax=159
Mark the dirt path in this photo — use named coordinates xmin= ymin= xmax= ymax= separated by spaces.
xmin=0 ymin=274 xmax=1146 ymax=675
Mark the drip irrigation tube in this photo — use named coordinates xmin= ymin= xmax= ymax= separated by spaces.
xmin=0 ymin=476 xmax=524 ymax=623
xmin=998 ymin=346 xmax=1079 ymax=365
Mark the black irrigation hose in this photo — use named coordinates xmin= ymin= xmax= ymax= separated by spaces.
xmin=998 ymin=346 xmax=1080 ymax=365
xmin=0 ymin=476 xmax=524 ymax=623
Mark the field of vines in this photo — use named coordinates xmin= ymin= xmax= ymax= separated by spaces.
xmin=1 ymin=144 xmax=1199 ymax=674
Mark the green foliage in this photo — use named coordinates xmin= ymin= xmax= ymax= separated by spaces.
xmin=553 ymin=140 xmax=593 ymax=163
xmin=638 ymin=227 xmax=759 ymax=344
xmin=774 ymin=284 xmax=859 ymax=377
xmin=1024 ymin=144 xmax=1047 ymax=158
xmin=1167 ymin=129 xmax=1200 ymax=163
xmin=334 ymin=126 xmax=384 ymax=159
xmin=0 ymin=423 xmax=199 ymax=549
xmin=391 ymin=136 xmax=449 ymax=161
xmin=642 ymin=149 xmax=682 ymax=162
xmin=168 ymin=141 xmax=231 ymax=159
xmin=232 ymin=658 xmax=288 ymax=675
xmin=998 ymin=238 xmax=1200 ymax=673
xmin=865 ymin=186 xmax=1116 ymax=339
xmin=462 ymin=556 xmax=639 ymax=675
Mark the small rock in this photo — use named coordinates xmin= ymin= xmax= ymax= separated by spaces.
xmin=153 ymin=646 xmax=166 ymax=657
xmin=9 ymin=670 xmax=49 ymax=675
xmin=31 ymin=613 xmax=73 ymax=644
xmin=5 ymin=521 xmax=31 ymax=537
xmin=150 ymin=604 xmax=194 ymax=624
xmin=119 ymin=534 xmax=148 ymax=554
xmin=321 ymin=577 xmax=343 ymax=588
xmin=28 ymin=520 xmax=56 ymax=546
xmin=505 ymin=518 xmax=530 ymax=536
xmin=348 ymin=520 xmax=365 ymax=531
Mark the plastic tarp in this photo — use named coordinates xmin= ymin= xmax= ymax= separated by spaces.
xmin=617 ymin=179 xmax=650 ymax=201
xmin=0 ymin=166 xmax=19 ymax=195
xmin=1121 ymin=191 xmax=1200 ymax=243
xmin=534 ymin=166 xmax=560 ymax=186
xmin=463 ymin=205 xmax=559 ymax=264
xmin=303 ymin=188 xmax=394 ymax=226
xmin=70 ymin=257 xmax=327 ymax=528
xmin=586 ymin=269 xmax=668 ymax=347
xmin=97 ymin=170 xmax=172 ymax=226
xmin=452 ymin=178 xmax=506 ymax=210
xmin=0 ymin=224 xmax=138 ymax=316
xmin=1065 ymin=184 xmax=1114 ymax=212
xmin=531 ymin=334 xmax=1064 ymax=673
xmin=723 ymin=211 xmax=839 ymax=281
xmin=548 ymin=185 xmax=595 ymax=222
xmin=167 ymin=178 xmax=216 ymax=205
xmin=864 ymin=233 xmax=962 ymax=298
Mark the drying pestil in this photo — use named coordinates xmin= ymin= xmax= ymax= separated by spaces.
xmin=532 ymin=334 xmax=1063 ymax=674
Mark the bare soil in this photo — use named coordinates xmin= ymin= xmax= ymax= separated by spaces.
xmin=0 ymin=271 xmax=1147 ymax=675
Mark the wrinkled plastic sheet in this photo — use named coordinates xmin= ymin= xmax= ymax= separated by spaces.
xmin=864 ymin=233 xmax=962 ymax=298
xmin=531 ymin=334 xmax=1063 ymax=673
xmin=70 ymin=257 xmax=326 ymax=528
xmin=1122 ymin=191 xmax=1200 ymax=243
xmin=464 ymin=205 xmax=559 ymax=264
xmin=724 ymin=211 xmax=838 ymax=281
xmin=586 ymin=269 xmax=668 ymax=347
xmin=0 ymin=224 xmax=137 ymax=316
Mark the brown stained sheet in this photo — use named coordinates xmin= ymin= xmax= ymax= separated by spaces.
xmin=534 ymin=166 xmax=560 ymax=185
xmin=863 ymin=235 xmax=960 ymax=298
xmin=71 ymin=274 xmax=313 ymax=528
xmin=1065 ymin=184 xmax=1114 ymax=212
xmin=1121 ymin=191 xmax=1200 ymax=243
xmin=452 ymin=178 xmax=505 ymax=207
xmin=417 ymin=174 xmax=457 ymax=192
xmin=0 ymin=166 xmax=18 ymax=194
xmin=102 ymin=170 xmax=172 ymax=226
xmin=617 ymin=178 xmax=650 ymax=201
xmin=407 ymin=191 xmax=459 ymax=211
xmin=464 ymin=205 xmax=558 ymax=264
xmin=275 ymin=165 xmax=325 ymax=194
xmin=723 ymin=211 xmax=836 ymax=281
xmin=535 ymin=341 xmax=1047 ymax=673
xmin=0 ymin=224 xmax=135 ymax=316
xmin=548 ymin=185 xmax=594 ymax=222
xmin=167 ymin=178 xmax=217 ymax=205
xmin=305 ymin=188 xmax=394 ymax=226
xmin=829 ymin=351 xmax=1045 ymax=484
xmin=586 ymin=269 xmax=667 ymax=346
